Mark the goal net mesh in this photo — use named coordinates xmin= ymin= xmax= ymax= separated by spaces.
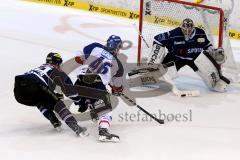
xmin=138 ymin=0 xmax=224 ymax=63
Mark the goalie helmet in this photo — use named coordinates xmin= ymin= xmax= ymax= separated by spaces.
xmin=106 ymin=35 xmax=123 ymax=55
xmin=46 ymin=52 xmax=63 ymax=65
xmin=181 ymin=18 xmax=194 ymax=40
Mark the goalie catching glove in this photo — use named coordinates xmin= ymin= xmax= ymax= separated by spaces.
xmin=205 ymin=48 xmax=226 ymax=65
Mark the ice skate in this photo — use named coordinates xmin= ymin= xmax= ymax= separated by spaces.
xmin=98 ymin=128 xmax=120 ymax=143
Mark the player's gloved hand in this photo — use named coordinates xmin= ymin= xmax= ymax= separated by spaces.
xmin=74 ymin=100 xmax=87 ymax=113
xmin=74 ymin=98 xmax=92 ymax=113
xmin=70 ymin=95 xmax=84 ymax=108
xmin=78 ymin=104 xmax=88 ymax=113
xmin=73 ymin=100 xmax=80 ymax=106
xmin=110 ymin=85 xmax=123 ymax=96
xmin=55 ymin=93 xmax=64 ymax=100
xmin=75 ymin=56 xmax=84 ymax=64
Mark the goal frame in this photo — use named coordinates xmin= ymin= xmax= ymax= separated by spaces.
xmin=137 ymin=0 xmax=225 ymax=64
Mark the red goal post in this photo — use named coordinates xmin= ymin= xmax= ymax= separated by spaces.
xmin=137 ymin=0 xmax=225 ymax=64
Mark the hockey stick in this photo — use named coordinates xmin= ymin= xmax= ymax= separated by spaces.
xmin=120 ymin=93 xmax=164 ymax=124
xmin=163 ymin=73 xmax=200 ymax=97
xmin=172 ymin=86 xmax=200 ymax=97
xmin=141 ymin=82 xmax=200 ymax=97
xmin=133 ymin=23 xmax=150 ymax=48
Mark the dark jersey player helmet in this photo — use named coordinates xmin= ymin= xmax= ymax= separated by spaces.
xmin=46 ymin=52 xmax=63 ymax=66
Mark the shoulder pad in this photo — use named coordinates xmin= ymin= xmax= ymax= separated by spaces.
xmin=195 ymin=27 xmax=206 ymax=34
xmin=83 ymin=42 xmax=105 ymax=59
xmin=169 ymin=27 xmax=182 ymax=35
xmin=154 ymin=32 xmax=169 ymax=42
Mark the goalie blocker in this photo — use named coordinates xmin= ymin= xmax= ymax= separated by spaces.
xmin=127 ymin=62 xmax=174 ymax=88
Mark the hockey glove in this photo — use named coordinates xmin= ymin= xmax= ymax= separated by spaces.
xmin=77 ymin=98 xmax=93 ymax=113
xmin=55 ymin=93 xmax=64 ymax=100
xmin=75 ymin=56 xmax=84 ymax=64
xmin=110 ymin=85 xmax=123 ymax=96
xmin=214 ymin=48 xmax=225 ymax=64
xmin=207 ymin=48 xmax=226 ymax=64
xmin=69 ymin=95 xmax=83 ymax=107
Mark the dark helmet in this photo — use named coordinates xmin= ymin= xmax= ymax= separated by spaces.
xmin=106 ymin=35 xmax=123 ymax=54
xmin=46 ymin=52 xmax=63 ymax=65
xmin=181 ymin=18 xmax=194 ymax=39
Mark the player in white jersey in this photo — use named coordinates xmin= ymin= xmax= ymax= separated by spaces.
xmin=74 ymin=35 xmax=124 ymax=142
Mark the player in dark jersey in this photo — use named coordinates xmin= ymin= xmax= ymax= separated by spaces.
xmin=147 ymin=18 xmax=230 ymax=93
xmin=14 ymin=52 xmax=88 ymax=136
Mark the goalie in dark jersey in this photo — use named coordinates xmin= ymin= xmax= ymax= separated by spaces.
xmin=147 ymin=18 xmax=230 ymax=93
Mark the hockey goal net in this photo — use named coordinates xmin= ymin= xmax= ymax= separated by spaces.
xmin=138 ymin=0 xmax=240 ymax=82
xmin=137 ymin=0 xmax=225 ymax=64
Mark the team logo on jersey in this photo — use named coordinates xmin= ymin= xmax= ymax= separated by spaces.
xmin=197 ymin=38 xmax=205 ymax=43
xmin=145 ymin=1 xmax=151 ymax=15
xmin=187 ymin=48 xmax=203 ymax=54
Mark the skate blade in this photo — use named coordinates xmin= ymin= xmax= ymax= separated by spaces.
xmin=98 ymin=136 xmax=120 ymax=143
xmin=79 ymin=131 xmax=90 ymax=137
xmin=55 ymin=127 xmax=62 ymax=132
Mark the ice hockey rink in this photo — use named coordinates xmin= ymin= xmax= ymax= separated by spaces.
xmin=1 ymin=0 xmax=240 ymax=159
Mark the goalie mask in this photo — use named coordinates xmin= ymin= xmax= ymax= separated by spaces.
xmin=181 ymin=18 xmax=195 ymax=40
xmin=106 ymin=35 xmax=123 ymax=55
xmin=46 ymin=52 xmax=63 ymax=66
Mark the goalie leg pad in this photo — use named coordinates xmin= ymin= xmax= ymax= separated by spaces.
xmin=147 ymin=44 xmax=166 ymax=65
xmin=214 ymin=79 xmax=229 ymax=92
xmin=165 ymin=62 xmax=178 ymax=80
xmin=194 ymin=53 xmax=229 ymax=92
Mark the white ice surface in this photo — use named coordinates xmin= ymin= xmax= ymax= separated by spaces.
xmin=1 ymin=1 xmax=240 ymax=160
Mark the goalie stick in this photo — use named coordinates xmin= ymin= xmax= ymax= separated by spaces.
xmin=162 ymin=73 xmax=200 ymax=97
xmin=172 ymin=86 xmax=200 ymax=97
xmin=141 ymin=82 xmax=200 ymax=97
